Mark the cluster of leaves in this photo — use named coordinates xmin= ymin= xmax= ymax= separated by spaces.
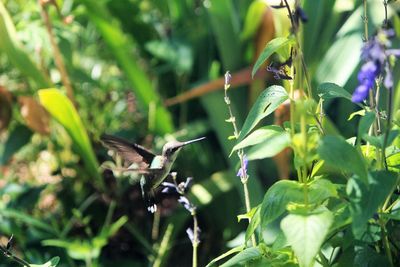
xmin=1 ymin=0 xmax=400 ymax=266
xmin=209 ymin=1 xmax=400 ymax=267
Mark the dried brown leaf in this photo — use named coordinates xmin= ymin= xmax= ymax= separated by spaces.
xmin=19 ymin=96 xmax=50 ymax=135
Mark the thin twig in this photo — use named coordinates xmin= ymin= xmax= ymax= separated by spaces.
xmin=39 ymin=0 xmax=75 ymax=103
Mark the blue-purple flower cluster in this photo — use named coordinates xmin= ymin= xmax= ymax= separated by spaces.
xmin=352 ymin=29 xmax=400 ymax=103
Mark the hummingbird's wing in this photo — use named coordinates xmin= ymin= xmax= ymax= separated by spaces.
xmin=100 ymin=134 xmax=156 ymax=169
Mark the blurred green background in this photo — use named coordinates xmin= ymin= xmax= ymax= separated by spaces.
xmin=0 ymin=0 xmax=399 ymax=266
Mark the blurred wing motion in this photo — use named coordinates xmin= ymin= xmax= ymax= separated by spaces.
xmin=100 ymin=134 xmax=156 ymax=169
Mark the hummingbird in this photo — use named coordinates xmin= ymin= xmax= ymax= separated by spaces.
xmin=100 ymin=134 xmax=206 ymax=213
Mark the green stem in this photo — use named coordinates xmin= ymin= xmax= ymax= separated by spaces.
xmin=378 ymin=214 xmax=394 ymax=267
xmin=363 ymin=0 xmax=368 ymax=42
xmin=192 ymin=211 xmax=199 ymax=267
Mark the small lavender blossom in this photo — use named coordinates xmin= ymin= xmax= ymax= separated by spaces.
xmin=224 ymin=71 xmax=232 ymax=87
xmin=186 ymin=227 xmax=201 ymax=244
xmin=236 ymin=155 xmax=248 ymax=178
xmin=161 ymin=177 xmax=193 ymax=194
xmin=352 ymin=29 xmax=400 ymax=102
xmin=178 ymin=196 xmax=196 ymax=213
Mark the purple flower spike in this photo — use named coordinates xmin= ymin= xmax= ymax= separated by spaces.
xmin=352 ymin=29 xmax=399 ymax=102
xmin=178 ymin=196 xmax=196 ymax=213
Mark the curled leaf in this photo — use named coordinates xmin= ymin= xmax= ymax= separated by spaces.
xmin=19 ymin=96 xmax=50 ymax=135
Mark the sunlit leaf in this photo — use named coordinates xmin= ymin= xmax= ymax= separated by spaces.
xmin=281 ymin=209 xmax=333 ymax=267
xmin=238 ymin=85 xmax=288 ymax=141
xmin=30 ymin=257 xmax=60 ymax=267
xmin=247 ymin=131 xmax=290 ymax=160
xmin=206 ymin=245 xmax=245 ymax=267
xmin=252 ymin=37 xmax=295 ymax=77
xmin=231 ymin=125 xmax=283 ymax=153
xmin=38 ymin=89 xmax=102 ymax=187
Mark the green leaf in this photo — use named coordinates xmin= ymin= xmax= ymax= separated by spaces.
xmin=239 ymin=85 xmax=288 ymax=141
xmin=317 ymin=82 xmax=352 ymax=101
xmin=220 ymin=247 xmax=262 ymax=267
xmin=30 ymin=257 xmax=60 ymax=267
xmin=260 ymin=180 xmax=304 ymax=226
xmin=241 ymin=0 xmax=267 ymax=40
xmin=281 ymin=209 xmax=333 ymax=267
xmin=252 ymin=37 xmax=295 ymax=77
xmin=357 ymin=112 xmax=375 ymax=144
xmin=38 ymin=89 xmax=102 ymax=188
xmin=362 ymin=129 xmax=400 ymax=149
xmin=0 ymin=2 xmax=52 ymax=89
xmin=206 ymin=245 xmax=245 ymax=267
xmin=77 ymin=0 xmax=173 ymax=134
xmin=347 ymin=171 xmax=398 ymax=238
xmin=43 ymin=239 xmax=101 ymax=260
xmin=0 ymin=208 xmax=57 ymax=235
xmin=247 ymin=131 xmax=290 ymax=160
xmin=231 ymin=125 xmax=284 ymax=153
xmin=318 ymin=135 xmax=367 ymax=183
xmin=0 ymin=124 xmax=32 ymax=165
xmin=308 ymin=178 xmax=339 ymax=203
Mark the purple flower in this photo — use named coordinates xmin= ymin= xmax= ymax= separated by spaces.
xmin=186 ymin=227 xmax=201 ymax=244
xmin=352 ymin=29 xmax=400 ymax=102
xmin=178 ymin=196 xmax=196 ymax=213
xmin=236 ymin=156 xmax=248 ymax=178
xmin=161 ymin=177 xmax=193 ymax=194
xmin=224 ymin=71 xmax=231 ymax=87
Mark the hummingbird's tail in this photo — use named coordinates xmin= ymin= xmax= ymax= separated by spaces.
xmin=146 ymin=190 xmax=157 ymax=213
xmin=140 ymin=176 xmax=157 ymax=213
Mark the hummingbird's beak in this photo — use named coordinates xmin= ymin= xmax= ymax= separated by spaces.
xmin=182 ymin=137 xmax=206 ymax=146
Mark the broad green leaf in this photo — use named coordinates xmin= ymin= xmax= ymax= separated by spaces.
xmin=231 ymin=125 xmax=283 ymax=153
xmin=317 ymin=82 xmax=352 ymax=101
xmin=220 ymin=247 xmax=262 ymax=267
xmin=38 ymin=89 xmax=102 ymax=187
xmin=247 ymin=131 xmax=290 ymax=160
xmin=30 ymin=257 xmax=60 ymax=267
xmin=318 ymin=135 xmax=367 ymax=183
xmin=206 ymin=245 xmax=245 ymax=267
xmin=239 ymin=85 xmax=288 ymax=141
xmin=260 ymin=180 xmax=304 ymax=226
xmin=347 ymin=171 xmax=398 ymax=238
xmin=0 ymin=124 xmax=32 ymax=165
xmin=281 ymin=209 xmax=333 ymax=267
xmin=0 ymin=2 xmax=52 ymax=89
xmin=252 ymin=37 xmax=295 ymax=77
xmin=77 ymin=0 xmax=173 ymax=134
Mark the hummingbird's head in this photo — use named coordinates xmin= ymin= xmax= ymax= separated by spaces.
xmin=161 ymin=137 xmax=206 ymax=161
